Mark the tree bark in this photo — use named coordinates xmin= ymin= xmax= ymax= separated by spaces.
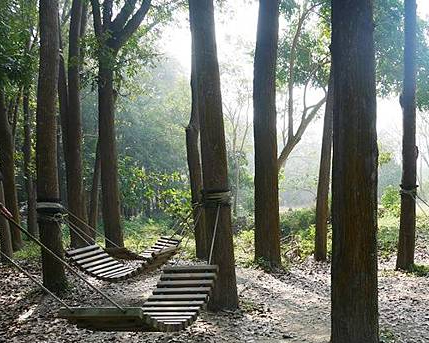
xmin=314 ymin=68 xmax=334 ymax=262
xmin=397 ymin=0 xmax=417 ymax=271
xmin=331 ymin=0 xmax=379 ymax=342
xmin=36 ymin=0 xmax=67 ymax=292
xmin=22 ymin=89 xmax=38 ymax=236
xmin=253 ymin=0 xmax=281 ymax=267
xmin=0 ymin=89 xmax=22 ymax=251
xmin=62 ymin=0 xmax=89 ymax=247
xmin=0 ymin=173 xmax=13 ymax=263
xmin=98 ymin=62 xmax=124 ymax=247
xmin=186 ymin=24 xmax=207 ymax=259
xmin=189 ymin=0 xmax=238 ymax=310
xmin=88 ymin=139 xmax=101 ymax=235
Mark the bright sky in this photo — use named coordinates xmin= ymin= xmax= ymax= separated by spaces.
xmin=160 ymin=0 xmax=429 ymax=160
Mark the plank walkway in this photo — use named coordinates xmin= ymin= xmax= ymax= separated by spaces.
xmin=65 ymin=237 xmax=180 ymax=282
xmin=58 ymin=264 xmax=219 ymax=332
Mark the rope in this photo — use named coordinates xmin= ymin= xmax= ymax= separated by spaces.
xmin=63 ymin=208 xmax=120 ymax=249
xmin=201 ymin=190 xmax=231 ymax=208
xmin=0 ymin=251 xmax=73 ymax=311
xmin=400 ymin=185 xmax=418 ymax=198
xmin=0 ymin=202 xmax=126 ymax=312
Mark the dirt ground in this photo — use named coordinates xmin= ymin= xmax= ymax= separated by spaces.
xmin=1 ymin=247 xmax=428 ymax=343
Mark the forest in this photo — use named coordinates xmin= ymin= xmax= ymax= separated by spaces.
xmin=0 ymin=0 xmax=428 ymax=342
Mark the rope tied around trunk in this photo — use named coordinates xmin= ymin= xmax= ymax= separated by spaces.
xmin=36 ymin=201 xmax=66 ymax=222
xmin=201 ymin=189 xmax=231 ymax=208
xmin=399 ymin=184 xmax=418 ymax=199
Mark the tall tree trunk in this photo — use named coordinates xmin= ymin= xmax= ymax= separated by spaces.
xmin=36 ymin=0 xmax=67 ymax=292
xmin=0 ymin=173 xmax=13 ymax=262
xmin=189 ymin=0 xmax=238 ymax=310
xmin=397 ymin=0 xmax=417 ymax=271
xmin=88 ymin=139 xmax=101 ymax=234
xmin=314 ymin=68 xmax=334 ymax=262
xmin=331 ymin=0 xmax=379 ymax=342
xmin=58 ymin=33 xmax=69 ymax=205
xmin=253 ymin=0 xmax=281 ymax=267
xmin=98 ymin=62 xmax=124 ymax=247
xmin=62 ymin=0 xmax=89 ymax=247
xmin=0 ymin=89 xmax=22 ymax=251
xmin=233 ymin=157 xmax=240 ymax=215
xmin=22 ymin=89 xmax=38 ymax=236
xmin=186 ymin=26 xmax=207 ymax=259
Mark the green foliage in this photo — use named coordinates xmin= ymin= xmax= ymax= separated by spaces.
xmin=234 ymin=229 xmax=254 ymax=267
xmin=280 ymin=207 xmax=316 ymax=237
xmin=378 ymin=215 xmax=400 ymax=258
xmin=118 ymin=155 xmax=191 ymax=219
xmin=13 ymin=241 xmax=40 ymax=261
xmin=408 ymin=264 xmax=429 ymax=277
xmin=380 ymin=185 xmax=401 ymax=217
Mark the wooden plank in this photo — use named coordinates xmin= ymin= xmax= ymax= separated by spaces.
xmin=157 ymin=279 xmax=214 ymax=287
xmin=153 ymin=287 xmax=211 ymax=295
xmin=75 ymin=252 xmax=110 ymax=265
xmin=141 ymin=306 xmax=200 ymax=312
xmin=147 ymin=312 xmax=196 ymax=317
xmin=87 ymin=260 xmax=120 ymax=272
xmin=92 ymin=262 xmax=127 ymax=275
xmin=148 ymin=294 xmax=207 ymax=301
xmin=97 ymin=266 xmax=132 ymax=277
xmin=163 ymin=265 xmax=218 ymax=273
xmin=161 ymin=272 xmax=217 ymax=280
xmin=105 ymin=268 xmax=135 ymax=279
xmin=160 ymin=236 xmax=180 ymax=243
xmin=81 ymin=257 xmax=115 ymax=269
xmin=66 ymin=245 xmax=100 ymax=256
xmin=142 ymin=300 xmax=204 ymax=307
xmin=70 ymin=248 xmax=105 ymax=261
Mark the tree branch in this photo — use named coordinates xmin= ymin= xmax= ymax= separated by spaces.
xmin=90 ymin=0 xmax=103 ymax=37
xmin=110 ymin=0 xmax=138 ymax=33
xmin=111 ymin=0 xmax=151 ymax=50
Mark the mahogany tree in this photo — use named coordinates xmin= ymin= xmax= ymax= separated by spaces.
xmin=89 ymin=0 xmax=153 ymax=246
xmin=253 ymin=0 xmax=281 ymax=266
xmin=186 ymin=39 xmax=207 ymax=259
xmin=397 ymin=0 xmax=417 ymax=271
xmin=189 ymin=0 xmax=238 ymax=310
xmin=36 ymin=0 xmax=67 ymax=291
xmin=331 ymin=0 xmax=379 ymax=341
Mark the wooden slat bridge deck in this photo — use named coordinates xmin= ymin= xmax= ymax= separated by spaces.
xmin=58 ymin=264 xmax=218 ymax=332
xmin=65 ymin=237 xmax=180 ymax=282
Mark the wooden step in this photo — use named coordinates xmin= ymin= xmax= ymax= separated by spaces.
xmin=148 ymin=294 xmax=208 ymax=301
xmin=81 ymin=257 xmax=114 ymax=269
xmin=66 ymin=245 xmax=99 ymax=256
xmin=161 ymin=272 xmax=217 ymax=281
xmin=141 ymin=306 xmax=200 ymax=312
xmin=70 ymin=248 xmax=105 ymax=261
xmin=160 ymin=236 xmax=180 ymax=243
xmin=87 ymin=260 xmax=120 ymax=272
xmin=157 ymin=279 xmax=214 ymax=287
xmin=76 ymin=252 xmax=109 ymax=265
xmin=162 ymin=265 xmax=218 ymax=273
xmin=147 ymin=312 xmax=197 ymax=318
xmin=153 ymin=287 xmax=211 ymax=295
xmin=98 ymin=266 xmax=132 ymax=277
xmin=92 ymin=263 xmax=126 ymax=275
xmin=105 ymin=268 xmax=135 ymax=278
xmin=142 ymin=300 xmax=205 ymax=307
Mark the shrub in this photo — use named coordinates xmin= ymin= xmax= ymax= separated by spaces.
xmin=280 ymin=207 xmax=316 ymax=237
xmin=380 ymin=185 xmax=400 ymax=217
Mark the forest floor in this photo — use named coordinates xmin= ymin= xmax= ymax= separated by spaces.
xmin=1 ymin=235 xmax=428 ymax=343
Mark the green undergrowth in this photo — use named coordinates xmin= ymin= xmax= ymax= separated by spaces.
xmin=9 ymin=208 xmax=429 ymax=268
xmin=407 ymin=264 xmax=429 ymax=277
